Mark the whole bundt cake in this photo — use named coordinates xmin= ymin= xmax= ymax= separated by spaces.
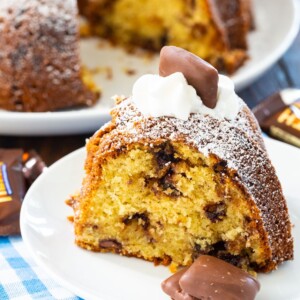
xmin=0 ymin=0 xmax=253 ymax=112
xmin=78 ymin=0 xmax=253 ymax=74
xmin=0 ymin=0 xmax=99 ymax=112
xmin=68 ymin=47 xmax=293 ymax=273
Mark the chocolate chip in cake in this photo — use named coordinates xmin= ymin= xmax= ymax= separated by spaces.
xmin=194 ymin=240 xmax=230 ymax=260
xmin=244 ymin=215 xmax=252 ymax=223
xmin=187 ymin=0 xmax=196 ymax=10
xmin=205 ymin=241 xmax=251 ymax=269
xmin=193 ymin=243 xmax=208 ymax=260
xmin=204 ymin=201 xmax=227 ymax=222
xmin=160 ymin=31 xmax=168 ymax=47
xmin=99 ymin=239 xmax=122 ymax=252
xmin=155 ymin=151 xmax=173 ymax=168
xmin=159 ymin=169 xmax=182 ymax=197
xmin=116 ymin=146 xmax=126 ymax=155
xmin=122 ymin=212 xmax=150 ymax=230
xmin=160 ymin=169 xmax=174 ymax=189
xmin=191 ymin=23 xmax=208 ymax=38
xmin=217 ymin=252 xmax=249 ymax=268
xmin=193 ymin=240 xmax=229 ymax=260
xmin=193 ymin=241 xmax=248 ymax=268
xmin=154 ymin=142 xmax=178 ymax=169
xmin=210 ymin=241 xmax=227 ymax=253
xmin=249 ymin=261 xmax=262 ymax=271
xmin=213 ymin=160 xmax=228 ymax=173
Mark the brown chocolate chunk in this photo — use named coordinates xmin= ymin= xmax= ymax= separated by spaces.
xmin=99 ymin=239 xmax=122 ymax=252
xmin=0 ymin=149 xmax=25 ymax=236
xmin=159 ymin=46 xmax=219 ymax=109
xmin=159 ymin=169 xmax=182 ymax=198
xmin=193 ymin=241 xmax=250 ymax=269
xmin=122 ymin=212 xmax=150 ymax=230
xmin=217 ymin=253 xmax=248 ymax=268
xmin=193 ymin=241 xmax=225 ymax=260
xmin=154 ymin=142 xmax=177 ymax=169
xmin=213 ymin=160 xmax=228 ymax=173
xmin=180 ymin=255 xmax=260 ymax=300
xmin=204 ymin=201 xmax=227 ymax=223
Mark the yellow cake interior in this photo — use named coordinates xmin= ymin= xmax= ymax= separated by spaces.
xmin=74 ymin=141 xmax=269 ymax=271
xmin=80 ymin=67 xmax=101 ymax=97
xmin=83 ymin=0 xmax=247 ymax=73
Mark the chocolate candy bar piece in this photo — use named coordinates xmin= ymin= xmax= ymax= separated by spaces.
xmin=159 ymin=46 xmax=219 ymax=109
xmin=161 ymin=267 xmax=191 ymax=300
xmin=252 ymin=89 xmax=300 ymax=147
xmin=0 ymin=149 xmax=25 ymax=235
xmin=180 ymin=255 xmax=260 ymax=300
xmin=161 ymin=255 xmax=260 ymax=300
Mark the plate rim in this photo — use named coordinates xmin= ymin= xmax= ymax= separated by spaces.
xmin=19 ymin=147 xmax=101 ymax=300
xmin=20 ymin=137 xmax=300 ymax=300
xmin=231 ymin=0 xmax=300 ymax=88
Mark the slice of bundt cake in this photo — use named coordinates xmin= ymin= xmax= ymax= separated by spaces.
xmin=78 ymin=0 xmax=252 ymax=74
xmin=68 ymin=47 xmax=293 ymax=273
xmin=0 ymin=0 xmax=99 ymax=112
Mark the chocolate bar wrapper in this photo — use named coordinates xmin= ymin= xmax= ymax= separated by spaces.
xmin=252 ymin=89 xmax=300 ymax=148
xmin=0 ymin=149 xmax=47 ymax=235
xmin=0 ymin=149 xmax=25 ymax=235
xmin=22 ymin=150 xmax=47 ymax=187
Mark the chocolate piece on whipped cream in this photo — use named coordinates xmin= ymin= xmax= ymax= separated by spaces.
xmin=253 ymin=89 xmax=300 ymax=148
xmin=161 ymin=255 xmax=260 ymax=300
xmin=159 ymin=46 xmax=219 ymax=109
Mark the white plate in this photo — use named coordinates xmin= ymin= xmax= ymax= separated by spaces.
xmin=0 ymin=0 xmax=299 ymax=136
xmin=20 ymin=137 xmax=300 ymax=300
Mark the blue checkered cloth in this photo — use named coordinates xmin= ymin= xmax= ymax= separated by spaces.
xmin=0 ymin=237 xmax=82 ymax=300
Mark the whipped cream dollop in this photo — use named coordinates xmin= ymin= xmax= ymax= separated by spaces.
xmin=131 ymin=72 xmax=239 ymax=121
